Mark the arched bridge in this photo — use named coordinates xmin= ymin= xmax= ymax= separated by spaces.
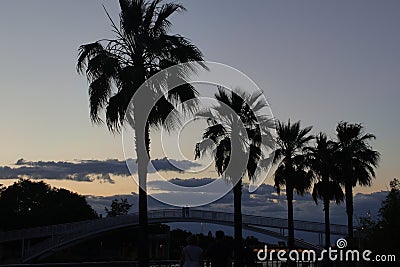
xmin=0 ymin=209 xmax=349 ymax=263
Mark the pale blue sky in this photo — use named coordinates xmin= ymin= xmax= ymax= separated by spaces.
xmin=0 ymin=0 xmax=399 ymax=194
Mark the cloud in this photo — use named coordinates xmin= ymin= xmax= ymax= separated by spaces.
xmin=148 ymin=178 xmax=225 ymax=193
xmin=0 ymin=158 xmax=201 ymax=183
xmin=150 ymin=158 xmax=201 ymax=172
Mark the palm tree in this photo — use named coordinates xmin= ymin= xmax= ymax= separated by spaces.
xmin=195 ymin=87 xmax=274 ymax=267
xmin=308 ymin=133 xmax=344 ymax=249
xmin=335 ymin=122 xmax=380 ymax=241
xmin=273 ymin=120 xmax=314 ymax=252
xmin=77 ymin=1 xmax=206 ymax=265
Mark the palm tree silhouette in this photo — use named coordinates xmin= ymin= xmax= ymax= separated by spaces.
xmin=195 ymin=87 xmax=274 ymax=267
xmin=76 ymin=1 xmax=206 ymax=265
xmin=273 ymin=120 xmax=314 ymax=253
xmin=308 ymin=133 xmax=344 ymax=249
xmin=335 ymin=122 xmax=380 ymax=241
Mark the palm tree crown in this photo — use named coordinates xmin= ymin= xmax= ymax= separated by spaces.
xmin=77 ymin=0 xmax=206 ymax=131
xmin=336 ymin=122 xmax=380 ymax=187
xmin=195 ymin=87 xmax=274 ymax=181
xmin=273 ymin=120 xmax=314 ymax=195
xmin=309 ymin=133 xmax=344 ymax=205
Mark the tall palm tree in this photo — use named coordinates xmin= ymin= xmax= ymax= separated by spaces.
xmin=77 ymin=1 xmax=206 ymax=265
xmin=195 ymin=87 xmax=274 ymax=267
xmin=335 ymin=122 xmax=380 ymax=241
xmin=308 ymin=133 xmax=344 ymax=249
xmin=273 ymin=120 xmax=314 ymax=252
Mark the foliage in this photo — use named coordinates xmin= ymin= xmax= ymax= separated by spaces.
xmin=0 ymin=179 xmax=98 ymax=230
xmin=359 ymin=178 xmax=400 ymax=258
xmin=105 ymin=198 xmax=133 ymax=217
xmin=273 ymin=120 xmax=314 ymax=195
xmin=309 ymin=133 xmax=344 ymax=205
xmin=379 ymin=178 xmax=400 ymax=227
xmin=335 ymin=122 xmax=380 ymax=187
xmin=195 ymin=87 xmax=274 ymax=182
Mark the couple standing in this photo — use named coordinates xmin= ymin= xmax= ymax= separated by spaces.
xmin=180 ymin=230 xmax=231 ymax=267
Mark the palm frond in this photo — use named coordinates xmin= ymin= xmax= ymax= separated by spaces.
xmin=147 ymin=95 xmax=178 ymax=132
xmin=312 ymin=180 xmax=344 ymax=205
xmin=203 ymin=123 xmax=227 ymax=143
xmin=119 ymin=0 xmax=144 ymax=36
xmin=77 ymin=42 xmax=104 ymax=74
xmin=247 ymin=144 xmax=262 ymax=180
xmin=88 ymin=75 xmax=112 ymax=123
xmin=215 ymin=137 xmax=231 ymax=176
xmin=143 ymin=0 xmax=162 ymax=29
xmin=153 ymin=2 xmax=185 ymax=34
xmin=86 ymin=52 xmax=120 ymax=81
xmin=194 ymin=139 xmax=215 ymax=159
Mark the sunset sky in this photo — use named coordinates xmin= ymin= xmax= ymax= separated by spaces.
xmin=0 ymin=0 xmax=399 ymax=198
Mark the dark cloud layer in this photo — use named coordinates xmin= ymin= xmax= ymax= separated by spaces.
xmin=0 ymin=158 xmax=200 ymax=183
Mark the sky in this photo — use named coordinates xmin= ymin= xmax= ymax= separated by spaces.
xmin=0 ymin=0 xmax=399 ymax=198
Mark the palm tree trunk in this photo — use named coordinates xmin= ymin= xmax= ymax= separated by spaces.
xmin=286 ymin=186 xmax=296 ymax=267
xmin=135 ymin=121 xmax=150 ymax=267
xmin=287 ymin=187 xmax=295 ymax=250
xmin=323 ymin=197 xmax=331 ymax=249
xmin=233 ymin=179 xmax=243 ymax=267
xmin=345 ymin=182 xmax=354 ymax=240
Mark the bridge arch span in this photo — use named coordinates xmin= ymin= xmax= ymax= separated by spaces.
xmin=0 ymin=209 xmax=347 ymax=262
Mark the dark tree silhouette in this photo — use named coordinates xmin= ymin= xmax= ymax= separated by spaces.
xmin=379 ymin=178 xmax=400 ymax=230
xmin=308 ymin=133 xmax=344 ymax=249
xmin=0 ymin=179 xmax=97 ymax=230
xmin=105 ymin=198 xmax=133 ymax=217
xmin=358 ymin=178 xmax=400 ymax=261
xmin=195 ymin=87 xmax=274 ymax=267
xmin=77 ymin=1 xmax=206 ymax=265
xmin=273 ymin=120 xmax=314 ymax=253
xmin=335 ymin=122 xmax=380 ymax=241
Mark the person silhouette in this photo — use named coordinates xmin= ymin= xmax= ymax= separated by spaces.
xmin=180 ymin=235 xmax=204 ymax=267
xmin=206 ymin=230 xmax=231 ymax=267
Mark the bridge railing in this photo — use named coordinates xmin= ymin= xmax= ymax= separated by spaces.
xmin=23 ymin=214 xmax=140 ymax=261
xmin=178 ymin=209 xmax=348 ymax=235
xmin=18 ymin=208 xmax=348 ymax=262
xmin=1 ymin=260 xmax=183 ymax=267
xmin=0 ymin=215 xmax=140 ymax=243
xmin=1 ymin=208 xmax=350 ymax=245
